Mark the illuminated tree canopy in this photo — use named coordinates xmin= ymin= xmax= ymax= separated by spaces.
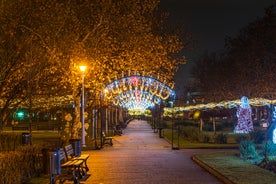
xmin=0 ymin=0 xmax=190 ymax=136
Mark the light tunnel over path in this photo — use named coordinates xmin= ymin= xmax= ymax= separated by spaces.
xmin=103 ymin=71 xmax=175 ymax=110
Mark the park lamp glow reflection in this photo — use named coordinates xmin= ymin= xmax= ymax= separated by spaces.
xmin=79 ymin=65 xmax=87 ymax=148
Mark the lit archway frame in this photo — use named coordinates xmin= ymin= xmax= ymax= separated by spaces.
xmin=104 ymin=71 xmax=175 ymax=110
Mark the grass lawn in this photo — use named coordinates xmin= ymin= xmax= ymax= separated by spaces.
xmin=194 ymin=152 xmax=276 ymax=184
xmin=162 ymin=128 xmax=239 ymax=149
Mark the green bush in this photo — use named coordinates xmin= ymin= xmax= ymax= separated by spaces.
xmin=234 ymin=134 xmax=250 ymax=143
xmin=17 ymin=145 xmax=43 ymax=179
xmin=214 ymin=133 xmax=227 ymax=144
xmin=0 ymin=151 xmax=22 ymax=184
xmin=181 ymin=126 xmax=211 ymax=143
xmin=202 ymin=123 xmax=213 ymax=131
xmin=0 ymin=133 xmax=21 ymax=151
xmin=261 ymin=141 xmax=276 ymax=160
xmin=0 ymin=145 xmax=43 ymax=184
xmin=250 ymin=130 xmax=266 ymax=144
xmin=239 ymin=139 xmax=259 ymax=161
xmin=200 ymin=133 xmax=210 ymax=143
xmin=182 ymin=126 xmax=200 ymax=142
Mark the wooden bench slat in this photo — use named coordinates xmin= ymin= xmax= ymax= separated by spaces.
xmin=76 ymin=154 xmax=89 ymax=160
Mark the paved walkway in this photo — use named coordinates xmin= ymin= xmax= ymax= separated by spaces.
xmin=81 ymin=120 xmax=223 ymax=184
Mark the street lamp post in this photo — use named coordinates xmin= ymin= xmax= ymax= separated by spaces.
xmin=79 ymin=65 xmax=87 ymax=148
xmin=100 ymin=90 xmax=103 ymax=148
xmin=100 ymin=88 xmax=108 ymax=148
xmin=170 ymin=101 xmax=179 ymax=150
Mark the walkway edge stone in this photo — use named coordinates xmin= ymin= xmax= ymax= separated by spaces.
xmin=191 ymin=155 xmax=234 ymax=184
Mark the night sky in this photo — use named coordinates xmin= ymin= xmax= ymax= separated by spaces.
xmin=160 ymin=0 xmax=275 ymax=96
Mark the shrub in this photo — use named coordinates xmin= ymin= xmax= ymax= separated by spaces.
xmin=182 ymin=126 xmax=201 ymax=142
xmin=261 ymin=141 xmax=276 ymax=160
xmin=0 ymin=133 xmax=21 ymax=151
xmin=214 ymin=133 xmax=227 ymax=144
xmin=181 ymin=126 xmax=211 ymax=143
xmin=239 ymin=139 xmax=259 ymax=161
xmin=202 ymin=123 xmax=213 ymax=131
xmin=250 ymin=130 xmax=266 ymax=144
xmin=0 ymin=145 xmax=43 ymax=184
xmin=17 ymin=144 xmax=43 ymax=179
xmin=200 ymin=133 xmax=210 ymax=143
xmin=260 ymin=160 xmax=276 ymax=173
xmin=0 ymin=151 xmax=22 ymax=184
xmin=235 ymin=134 xmax=250 ymax=143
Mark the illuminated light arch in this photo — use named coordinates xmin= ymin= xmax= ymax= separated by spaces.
xmin=113 ymin=90 xmax=158 ymax=110
xmin=104 ymin=71 xmax=175 ymax=110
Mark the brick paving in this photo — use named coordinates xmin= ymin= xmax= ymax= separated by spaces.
xmin=80 ymin=120 xmax=223 ymax=184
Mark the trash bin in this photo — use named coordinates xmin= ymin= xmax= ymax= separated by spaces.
xmin=50 ymin=149 xmax=61 ymax=175
xmin=69 ymin=139 xmax=81 ymax=156
xmin=49 ymin=149 xmax=60 ymax=184
xmin=21 ymin=132 xmax=30 ymax=145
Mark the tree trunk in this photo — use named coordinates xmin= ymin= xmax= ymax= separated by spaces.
xmin=199 ymin=118 xmax=203 ymax=131
xmin=212 ymin=117 xmax=216 ymax=134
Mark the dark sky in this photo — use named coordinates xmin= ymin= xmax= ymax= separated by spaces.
xmin=160 ymin=0 xmax=275 ymax=96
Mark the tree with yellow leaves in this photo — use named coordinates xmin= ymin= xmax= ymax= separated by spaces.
xmin=0 ymin=0 xmax=189 ymax=138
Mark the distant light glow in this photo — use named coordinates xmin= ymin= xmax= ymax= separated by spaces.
xmin=193 ymin=111 xmax=200 ymax=119
xmin=17 ymin=112 xmax=24 ymax=118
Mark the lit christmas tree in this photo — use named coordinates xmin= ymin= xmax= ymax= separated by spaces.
xmin=234 ymin=96 xmax=254 ymax=133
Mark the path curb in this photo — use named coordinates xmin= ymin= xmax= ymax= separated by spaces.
xmin=191 ymin=155 xmax=234 ymax=184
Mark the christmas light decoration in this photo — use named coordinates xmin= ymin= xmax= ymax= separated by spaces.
xmin=164 ymin=98 xmax=276 ymax=118
xmin=234 ymin=96 xmax=254 ymax=134
xmin=104 ymin=71 xmax=175 ymax=110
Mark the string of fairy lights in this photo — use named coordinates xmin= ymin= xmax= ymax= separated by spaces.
xmin=4 ymin=67 xmax=275 ymax=116
xmin=0 ymin=95 xmax=73 ymax=109
xmin=163 ymin=98 xmax=276 ymax=117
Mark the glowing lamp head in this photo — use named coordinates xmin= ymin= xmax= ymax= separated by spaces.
xmin=79 ymin=65 xmax=87 ymax=72
xmin=103 ymin=88 xmax=108 ymax=94
xmin=193 ymin=110 xmax=200 ymax=119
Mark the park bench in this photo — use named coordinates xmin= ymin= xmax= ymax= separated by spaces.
xmin=57 ymin=148 xmax=86 ymax=184
xmin=102 ymin=132 xmax=113 ymax=146
xmin=64 ymin=144 xmax=89 ymax=173
xmin=114 ymin=125 xmax=123 ymax=136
